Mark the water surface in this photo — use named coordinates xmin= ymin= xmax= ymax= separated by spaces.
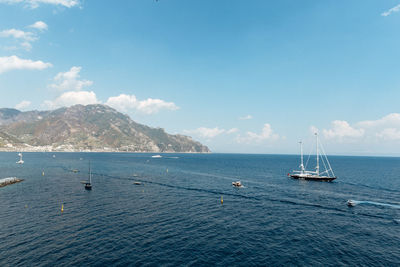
xmin=0 ymin=153 xmax=399 ymax=266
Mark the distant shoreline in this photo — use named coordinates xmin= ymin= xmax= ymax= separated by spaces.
xmin=0 ymin=148 xmax=211 ymax=154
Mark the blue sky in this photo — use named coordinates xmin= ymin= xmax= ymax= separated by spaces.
xmin=1 ymin=0 xmax=400 ymax=155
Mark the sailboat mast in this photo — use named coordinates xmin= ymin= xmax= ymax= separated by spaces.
xmin=89 ymin=161 xmax=92 ymax=184
xmin=299 ymin=141 xmax=304 ymax=174
xmin=315 ymin=133 xmax=319 ymax=176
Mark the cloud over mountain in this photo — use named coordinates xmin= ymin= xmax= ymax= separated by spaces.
xmin=43 ymin=91 xmax=99 ymax=109
xmin=106 ymin=94 xmax=179 ymax=115
xmin=49 ymin=66 xmax=93 ymax=91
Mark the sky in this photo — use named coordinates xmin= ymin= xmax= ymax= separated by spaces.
xmin=1 ymin=0 xmax=400 ymax=155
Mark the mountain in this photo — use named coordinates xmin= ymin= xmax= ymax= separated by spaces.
xmin=0 ymin=104 xmax=210 ymax=153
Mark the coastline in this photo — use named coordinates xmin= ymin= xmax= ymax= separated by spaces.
xmin=0 ymin=148 xmax=211 ymax=153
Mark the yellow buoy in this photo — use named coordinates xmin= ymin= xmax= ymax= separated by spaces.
xmin=221 ymin=195 xmax=223 ymax=205
xmin=166 ymin=168 xmax=168 ymax=173
xmin=42 ymin=171 xmax=45 ymax=176
xmin=61 ymin=204 xmax=64 ymax=212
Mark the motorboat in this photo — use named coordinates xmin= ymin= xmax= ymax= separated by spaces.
xmin=232 ymin=181 xmax=243 ymax=187
xmin=347 ymin=200 xmax=356 ymax=207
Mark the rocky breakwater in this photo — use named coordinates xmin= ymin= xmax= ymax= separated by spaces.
xmin=0 ymin=177 xmax=23 ymax=188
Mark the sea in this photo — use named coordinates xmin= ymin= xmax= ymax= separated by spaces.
xmin=0 ymin=152 xmax=399 ymax=266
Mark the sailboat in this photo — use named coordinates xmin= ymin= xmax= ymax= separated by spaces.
xmin=84 ymin=161 xmax=92 ymax=190
xmin=288 ymin=133 xmax=336 ymax=182
xmin=16 ymin=152 xmax=24 ymax=164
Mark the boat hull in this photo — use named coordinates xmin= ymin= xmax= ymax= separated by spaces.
xmin=290 ymin=174 xmax=336 ymax=182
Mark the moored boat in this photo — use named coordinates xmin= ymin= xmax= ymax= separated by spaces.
xmin=288 ymin=133 xmax=336 ymax=182
xmin=16 ymin=152 xmax=24 ymax=164
xmin=84 ymin=161 xmax=92 ymax=190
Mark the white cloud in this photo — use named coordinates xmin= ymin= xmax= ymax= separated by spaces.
xmin=0 ymin=0 xmax=79 ymax=8
xmin=237 ymin=123 xmax=279 ymax=143
xmin=382 ymin=4 xmax=400 ymax=16
xmin=20 ymin=41 xmax=32 ymax=51
xmin=15 ymin=100 xmax=31 ymax=110
xmin=239 ymin=115 xmax=253 ymax=120
xmin=184 ymin=127 xmax=226 ymax=139
xmin=49 ymin=66 xmax=93 ymax=91
xmin=0 ymin=55 xmax=52 ymax=74
xmin=227 ymin=128 xmax=239 ymax=134
xmin=105 ymin=94 xmax=179 ymax=115
xmin=355 ymin=113 xmax=400 ymax=142
xmin=0 ymin=22 xmax=48 ymax=51
xmin=43 ymin=90 xmax=99 ymax=109
xmin=357 ymin=113 xmax=400 ymax=128
xmin=319 ymin=114 xmax=400 ymax=145
xmin=29 ymin=21 xmax=48 ymax=31
xmin=184 ymin=127 xmax=239 ymax=139
xmin=0 ymin=28 xmax=37 ymax=41
xmin=323 ymin=120 xmax=364 ymax=139
xmin=376 ymin=128 xmax=400 ymax=140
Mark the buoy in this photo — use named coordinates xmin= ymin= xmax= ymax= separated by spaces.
xmin=61 ymin=203 xmax=64 ymax=212
xmin=166 ymin=168 xmax=168 ymax=173
xmin=42 ymin=171 xmax=45 ymax=176
xmin=221 ymin=195 xmax=223 ymax=205
xmin=25 ymin=204 xmax=28 ymax=208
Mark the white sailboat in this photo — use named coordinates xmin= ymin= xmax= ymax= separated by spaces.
xmin=16 ymin=152 xmax=24 ymax=164
xmin=288 ymin=133 xmax=336 ymax=182
xmin=84 ymin=161 xmax=92 ymax=190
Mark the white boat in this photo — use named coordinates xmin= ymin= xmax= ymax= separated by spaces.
xmin=151 ymin=155 xmax=162 ymax=158
xmin=16 ymin=152 xmax=24 ymax=164
xmin=232 ymin=181 xmax=243 ymax=187
xmin=288 ymin=133 xmax=336 ymax=182
xmin=347 ymin=200 xmax=356 ymax=207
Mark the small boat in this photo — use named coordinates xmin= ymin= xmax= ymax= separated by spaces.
xmin=16 ymin=152 xmax=24 ymax=164
xmin=72 ymin=169 xmax=79 ymax=173
xmin=84 ymin=161 xmax=92 ymax=190
xmin=151 ymin=155 xmax=162 ymax=158
xmin=288 ymin=133 xmax=337 ymax=182
xmin=232 ymin=181 xmax=243 ymax=187
xmin=133 ymin=181 xmax=142 ymax=185
xmin=347 ymin=200 xmax=356 ymax=207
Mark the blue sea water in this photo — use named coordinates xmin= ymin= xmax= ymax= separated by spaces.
xmin=0 ymin=152 xmax=400 ymax=266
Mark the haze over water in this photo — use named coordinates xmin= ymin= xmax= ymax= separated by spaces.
xmin=1 ymin=152 xmax=400 ymax=266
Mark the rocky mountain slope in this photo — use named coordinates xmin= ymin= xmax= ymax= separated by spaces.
xmin=0 ymin=104 xmax=210 ymax=153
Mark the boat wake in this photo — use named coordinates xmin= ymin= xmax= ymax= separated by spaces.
xmin=85 ymin=171 xmax=395 ymax=222
xmin=347 ymin=200 xmax=400 ymax=209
